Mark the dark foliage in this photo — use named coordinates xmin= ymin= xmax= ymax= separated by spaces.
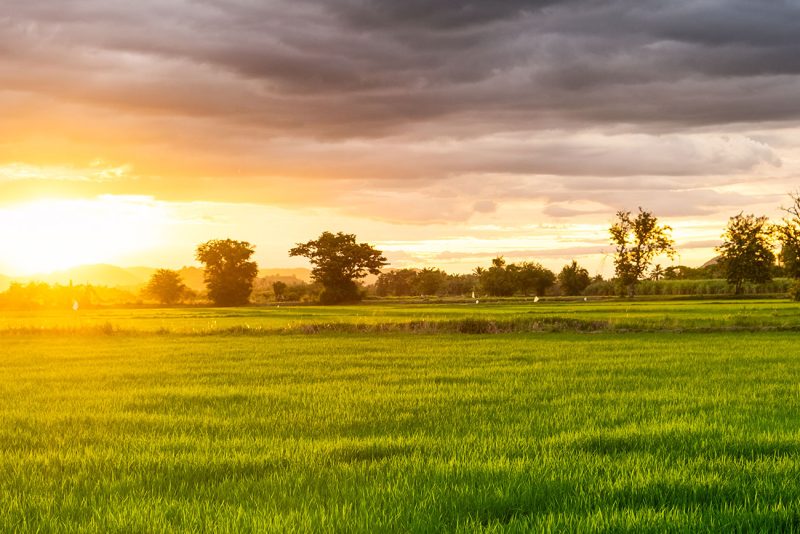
xmin=289 ymin=231 xmax=387 ymax=304
xmin=717 ymin=213 xmax=775 ymax=295
xmin=196 ymin=239 xmax=258 ymax=306
xmin=609 ymin=208 xmax=675 ymax=297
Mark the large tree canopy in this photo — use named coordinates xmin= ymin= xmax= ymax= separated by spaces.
xmin=144 ymin=269 xmax=187 ymax=305
xmin=558 ymin=260 xmax=592 ymax=296
xmin=717 ymin=213 xmax=775 ymax=295
xmin=289 ymin=231 xmax=387 ymax=304
xmin=196 ymin=239 xmax=258 ymax=306
xmin=609 ymin=208 xmax=675 ymax=297
xmin=475 ymin=257 xmax=556 ymax=297
xmin=777 ymin=193 xmax=800 ymax=279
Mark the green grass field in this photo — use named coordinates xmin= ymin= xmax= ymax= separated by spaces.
xmin=2 ymin=301 xmax=800 ymax=531
xmin=3 ymin=298 xmax=800 ymax=334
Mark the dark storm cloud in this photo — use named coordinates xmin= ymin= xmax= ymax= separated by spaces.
xmin=332 ymin=0 xmax=562 ymax=29
xmin=1 ymin=0 xmax=798 ymax=220
xmin=5 ymin=0 xmax=800 ymax=130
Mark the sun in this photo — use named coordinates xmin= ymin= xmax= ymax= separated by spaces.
xmin=0 ymin=196 xmax=168 ymax=276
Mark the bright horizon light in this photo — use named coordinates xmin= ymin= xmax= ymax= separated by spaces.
xmin=0 ymin=196 xmax=168 ymax=276
xmin=2 ymin=1 xmax=799 ymax=283
xmin=0 ymin=193 xmax=730 ymax=281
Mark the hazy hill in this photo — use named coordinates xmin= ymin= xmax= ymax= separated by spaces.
xmin=0 ymin=274 xmax=9 ymax=291
xmin=175 ymin=267 xmax=206 ymax=292
xmin=125 ymin=266 xmax=158 ymax=281
xmin=22 ymin=264 xmax=149 ymax=288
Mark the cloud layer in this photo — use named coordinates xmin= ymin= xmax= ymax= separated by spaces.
xmin=2 ymin=0 xmax=799 ymax=224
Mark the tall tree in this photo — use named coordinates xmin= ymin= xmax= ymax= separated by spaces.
xmin=444 ymin=273 xmax=478 ymax=297
xmin=196 ymin=239 xmax=258 ymax=306
xmin=650 ymin=264 xmax=666 ymax=281
xmin=415 ymin=268 xmax=448 ymax=296
xmin=271 ymin=281 xmax=287 ymax=301
xmin=478 ymin=257 xmax=518 ymax=297
xmin=516 ymin=262 xmax=556 ymax=296
xmin=777 ymin=192 xmax=800 ymax=282
xmin=609 ymin=208 xmax=675 ymax=297
xmin=717 ymin=213 xmax=775 ymax=295
xmin=558 ymin=260 xmax=591 ymax=296
xmin=375 ymin=269 xmax=418 ymax=297
xmin=144 ymin=269 xmax=187 ymax=305
xmin=289 ymin=231 xmax=387 ymax=304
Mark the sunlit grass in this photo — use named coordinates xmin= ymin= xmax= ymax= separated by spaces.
xmin=2 ymin=311 xmax=800 ymax=530
xmin=1 ymin=299 xmax=799 ymax=334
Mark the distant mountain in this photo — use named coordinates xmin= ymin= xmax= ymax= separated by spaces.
xmin=25 ymin=264 xmax=149 ymax=288
xmin=0 ymin=274 xmax=9 ymax=291
xmin=701 ymin=256 xmax=722 ymax=268
xmin=176 ymin=266 xmax=206 ymax=292
xmin=125 ymin=266 xmax=158 ymax=281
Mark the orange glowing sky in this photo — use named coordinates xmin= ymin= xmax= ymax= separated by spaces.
xmin=2 ymin=1 xmax=799 ymax=277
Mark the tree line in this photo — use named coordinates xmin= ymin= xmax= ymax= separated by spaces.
xmin=145 ymin=231 xmax=387 ymax=306
xmin=4 ymin=193 xmax=799 ymax=308
xmin=140 ymin=191 xmax=800 ymax=306
xmin=608 ymin=191 xmax=800 ymax=299
xmin=375 ymin=259 xmax=594 ymax=298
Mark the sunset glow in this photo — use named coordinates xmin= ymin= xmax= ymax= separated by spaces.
xmin=4 ymin=3 xmax=800 ymax=530
xmin=0 ymin=197 xmax=167 ymax=275
xmin=1 ymin=1 xmax=798 ymax=277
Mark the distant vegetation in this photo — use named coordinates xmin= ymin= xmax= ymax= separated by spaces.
xmin=583 ymin=278 xmax=793 ymax=297
xmin=375 ymin=268 xmax=476 ymax=298
xmin=143 ymin=269 xmax=190 ymax=305
xmin=609 ymin=208 xmax=675 ymax=297
xmin=290 ymin=231 xmax=387 ymax=304
xmin=0 ymin=282 xmax=139 ymax=310
xmin=196 ymin=239 xmax=259 ymax=306
xmin=3 ymin=192 xmax=800 ymax=307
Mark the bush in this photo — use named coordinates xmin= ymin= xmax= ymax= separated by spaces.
xmin=790 ymin=281 xmax=800 ymax=301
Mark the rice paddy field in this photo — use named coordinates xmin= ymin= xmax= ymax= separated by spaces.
xmin=2 ymin=300 xmax=800 ymax=532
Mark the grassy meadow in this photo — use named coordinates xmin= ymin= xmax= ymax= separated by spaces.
xmin=3 ymin=298 xmax=800 ymax=334
xmin=2 ymin=300 xmax=800 ymax=531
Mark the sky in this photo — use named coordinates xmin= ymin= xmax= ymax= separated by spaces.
xmin=1 ymin=0 xmax=798 ymax=276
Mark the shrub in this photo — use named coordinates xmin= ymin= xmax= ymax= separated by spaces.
xmin=790 ymin=281 xmax=800 ymax=302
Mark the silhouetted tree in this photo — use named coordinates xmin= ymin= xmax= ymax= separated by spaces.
xmin=196 ymin=239 xmax=258 ymax=306
xmin=283 ymin=282 xmax=318 ymax=302
xmin=477 ymin=257 xmax=556 ymax=297
xmin=650 ymin=264 xmax=665 ymax=281
xmin=478 ymin=257 xmax=518 ymax=296
xmin=375 ymin=269 xmax=418 ymax=297
xmin=558 ymin=261 xmax=591 ymax=296
xmin=144 ymin=269 xmax=187 ymax=305
xmin=516 ymin=262 xmax=556 ymax=296
xmin=717 ymin=213 xmax=775 ymax=295
xmin=662 ymin=264 xmax=723 ymax=280
xmin=416 ymin=268 xmax=448 ymax=296
xmin=272 ymin=281 xmax=287 ymax=301
xmin=374 ymin=269 xmax=477 ymax=297
xmin=289 ymin=231 xmax=387 ymax=304
xmin=777 ymin=192 xmax=800 ymax=301
xmin=609 ymin=208 xmax=675 ymax=297
xmin=444 ymin=273 xmax=479 ymax=296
